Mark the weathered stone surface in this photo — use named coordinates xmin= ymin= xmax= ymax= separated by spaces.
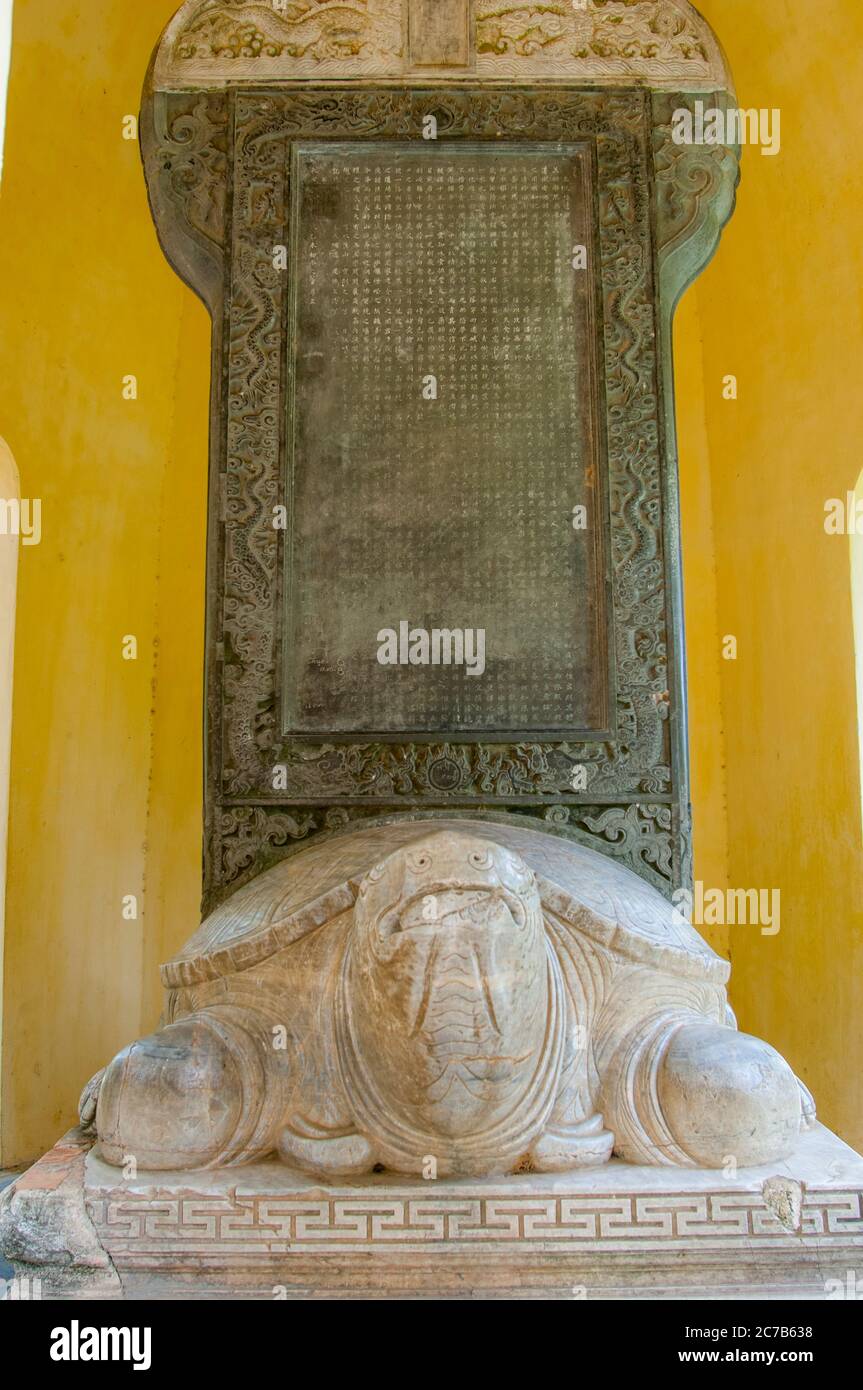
xmin=0 ymin=1131 xmax=120 ymax=1298
xmin=409 ymin=0 xmax=470 ymax=69
xmin=153 ymin=2 xmax=733 ymax=93
xmin=7 ymin=1124 xmax=862 ymax=1299
xmin=656 ymin=1025 xmax=804 ymax=1168
xmin=285 ymin=142 xmax=607 ymax=738
xmin=138 ymin=5 xmax=742 ymax=909
xmin=141 ymin=78 xmax=740 ymax=906
xmin=83 ymin=826 xmax=808 ymax=1181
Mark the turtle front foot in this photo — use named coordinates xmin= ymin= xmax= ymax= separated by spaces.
xmin=93 ymin=1007 xmax=280 ymax=1171
xmin=605 ymin=1020 xmax=805 ymax=1169
xmin=656 ymin=1023 xmax=804 ymax=1168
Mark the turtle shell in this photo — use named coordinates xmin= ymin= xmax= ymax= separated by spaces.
xmin=163 ymin=817 xmax=728 ymax=990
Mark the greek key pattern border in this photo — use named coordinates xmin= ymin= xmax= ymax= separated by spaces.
xmin=88 ymin=1190 xmax=863 ymax=1256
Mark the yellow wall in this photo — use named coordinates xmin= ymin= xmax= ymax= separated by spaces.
xmin=0 ymin=0 xmax=208 ymax=1165
xmin=0 ymin=438 xmax=20 ymax=1154
xmin=682 ymin=0 xmax=863 ymax=1151
xmin=0 ymin=0 xmax=861 ymax=1162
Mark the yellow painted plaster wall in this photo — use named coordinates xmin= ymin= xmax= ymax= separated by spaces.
xmin=0 ymin=0 xmax=861 ymax=1161
xmin=676 ymin=289 xmax=729 ymax=960
xmin=0 ymin=0 xmax=208 ymax=1165
xmin=681 ymin=0 xmax=863 ymax=1150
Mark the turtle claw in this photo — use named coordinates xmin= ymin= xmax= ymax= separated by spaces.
xmin=529 ymin=1114 xmax=614 ymax=1172
xmin=278 ymin=1127 xmax=377 ymax=1178
xmin=78 ymin=1068 xmax=106 ymax=1134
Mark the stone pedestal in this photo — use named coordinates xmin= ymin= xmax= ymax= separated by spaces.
xmin=3 ymin=1124 xmax=861 ymax=1300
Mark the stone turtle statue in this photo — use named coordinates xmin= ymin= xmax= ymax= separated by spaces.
xmin=82 ymin=820 xmax=813 ymax=1178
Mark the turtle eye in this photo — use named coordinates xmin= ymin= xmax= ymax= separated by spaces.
xmin=406 ymin=850 xmax=432 ymax=872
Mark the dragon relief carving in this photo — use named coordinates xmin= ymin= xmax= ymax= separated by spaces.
xmin=476 ymin=2 xmax=713 ymax=76
xmin=169 ymin=0 xmax=403 ymax=68
xmin=214 ymin=802 xmax=677 ymax=906
xmin=152 ymin=96 xmax=228 ymax=247
xmin=155 ymin=2 xmax=727 ymax=88
xmin=476 ymin=6 xmax=567 ymax=58
xmin=651 ymin=92 xmax=741 ymax=309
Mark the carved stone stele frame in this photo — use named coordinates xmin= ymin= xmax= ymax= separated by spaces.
xmin=140 ymin=2 xmax=740 ymax=912
xmin=154 ymin=1 xmax=732 ymax=91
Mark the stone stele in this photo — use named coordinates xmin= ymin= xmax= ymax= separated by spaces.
xmin=2 ymin=3 xmax=862 ymax=1301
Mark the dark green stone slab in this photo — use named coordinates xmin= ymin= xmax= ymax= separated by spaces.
xmin=284 ymin=141 xmax=608 ymax=739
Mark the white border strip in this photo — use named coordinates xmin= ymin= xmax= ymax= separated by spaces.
xmin=0 ymin=1 xmax=13 ymax=186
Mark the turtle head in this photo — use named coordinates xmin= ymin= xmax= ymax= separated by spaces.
xmin=356 ymin=830 xmax=540 ymax=956
xmin=344 ymin=831 xmax=552 ymax=1153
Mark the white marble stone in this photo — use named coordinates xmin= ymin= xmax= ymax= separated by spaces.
xmin=85 ymin=827 xmax=813 ymax=1180
xmin=5 ymin=1124 xmax=858 ymax=1299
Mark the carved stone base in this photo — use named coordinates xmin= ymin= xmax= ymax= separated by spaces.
xmin=3 ymin=1125 xmax=862 ymax=1300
